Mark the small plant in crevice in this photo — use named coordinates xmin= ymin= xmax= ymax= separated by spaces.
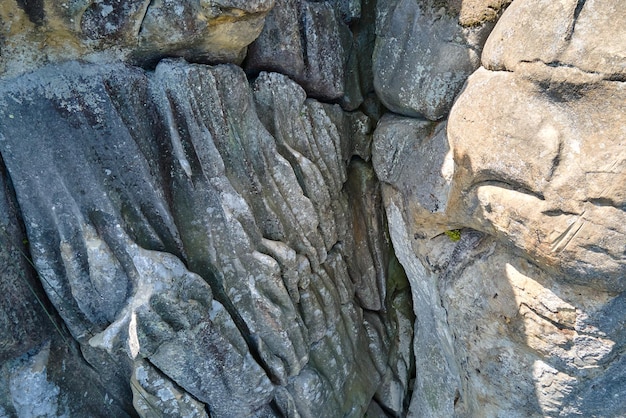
xmin=444 ymin=229 xmax=462 ymax=242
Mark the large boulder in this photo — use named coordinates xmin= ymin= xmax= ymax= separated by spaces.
xmin=244 ymin=0 xmax=378 ymax=109
xmin=448 ymin=66 xmax=626 ymax=291
xmin=245 ymin=0 xmax=349 ymax=101
xmin=372 ymin=0 xmax=511 ymax=120
xmin=373 ymin=0 xmax=626 ymax=415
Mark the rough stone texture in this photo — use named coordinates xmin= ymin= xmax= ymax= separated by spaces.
xmin=244 ymin=0 xmax=378 ymax=108
xmin=372 ymin=0 xmax=511 ymax=120
xmin=0 ymin=0 xmax=274 ymax=77
xmin=379 ymin=194 xmax=626 ymax=416
xmin=483 ymin=0 xmax=626 ymax=79
xmin=0 ymin=159 xmax=48 ymax=363
xmin=131 ymin=359 xmax=209 ymax=418
xmin=0 ymin=156 xmax=132 ymax=417
xmin=448 ymin=67 xmax=626 ymax=291
xmin=1 ymin=0 xmax=624 ymax=416
xmin=245 ymin=0 xmax=347 ymax=101
xmin=0 ymin=59 xmax=413 ymax=417
xmin=373 ymin=0 xmax=626 ymax=415
xmin=135 ymin=0 xmax=273 ymax=66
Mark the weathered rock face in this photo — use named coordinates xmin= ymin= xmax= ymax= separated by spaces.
xmin=372 ymin=0 xmax=511 ymax=120
xmin=245 ymin=0 xmax=378 ymax=109
xmin=373 ymin=0 xmax=625 ymax=416
xmin=0 ymin=0 xmax=274 ymax=76
xmin=0 ymin=59 xmax=412 ymax=416
xmin=448 ymin=67 xmax=626 ymax=291
xmin=482 ymin=0 xmax=626 ymax=78
xmin=245 ymin=0 xmax=349 ymax=101
xmin=1 ymin=0 xmax=625 ymax=416
xmin=0 ymin=157 xmax=131 ymax=417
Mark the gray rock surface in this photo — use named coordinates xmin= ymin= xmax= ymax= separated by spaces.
xmin=372 ymin=0 xmax=510 ymax=120
xmin=245 ymin=0 xmax=348 ymax=101
xmin=1 ymin=0 xmax=625 ymax=416
xmin=245 ymin=0 xmax=377 ymax=108
xmin=0 ymin=59 xmax=413 ymax=416
xmin=0 ymin=149 xmax=132 ymax=417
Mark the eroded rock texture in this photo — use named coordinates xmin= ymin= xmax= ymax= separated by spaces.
xmin=1 ymin=0 xmax=625 ymax=416
xmin=0 ymin=0 xmax=274 ymax=76
xmin=373 ymin=0 xmax=625 ymax=416
xmin=373 ymin=0 xmax=511 ymax=120
xmin=0 ymin=59 xmax=412 ymax=416
xmin=245 ymin=0 xmax=378 ymax=110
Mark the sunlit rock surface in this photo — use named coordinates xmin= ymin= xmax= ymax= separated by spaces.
xmin=0 ymin=0 xmax=624 ymax=416
xmin=373 ymin=0 xmax=625 ymax=415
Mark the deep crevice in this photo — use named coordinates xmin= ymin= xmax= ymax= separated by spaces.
xmin=141 ymin=357 xmax=208 ymax=413
xmin=588 ymin=197 xmax=625 ymax=211
xmin=541 ymin=209 xmax=582 ymax=217
xmin=268 ymin=398 xmax=286 ymax=418
xmin=192 ymin=267 xmax=284 ymax=386
xmin=369 ymin=398 xmax=398 ymax=417
xmin=469 ymin=178 xmax=545 ymax=201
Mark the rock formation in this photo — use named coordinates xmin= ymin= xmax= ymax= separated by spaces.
xmin=373 ymin=0 xmax=625 ymax=416
xmin=0 ymin=0 xmax=624 ymax=417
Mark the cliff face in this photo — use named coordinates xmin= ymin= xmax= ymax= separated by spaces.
xmin=0 ymin=1 xmax=624 ymax=417
xmin=373 ymin=1 xmax=625 ymax=416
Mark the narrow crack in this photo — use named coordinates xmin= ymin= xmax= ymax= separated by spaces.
xmin=541 ymin=209 xmax=583 ymax=217
xmin=520 ymin=302 xmax=576 ymax=332
xmin=206 ymin=281 xmax=284 ymax=385
xmin=566 ymin=0 xmax=587 ymax=41
xmin=141 ymin=357 xmax=208 ymax=413
xmin=547 ymin=137 xmax=563 ymax=181
xmin=587 ymin=198 xmax=626 ymax=212
xmin=469 ymin=178 xmax=546 ymax=201
xmin=135 ymin=0 xmax=156 ymax=41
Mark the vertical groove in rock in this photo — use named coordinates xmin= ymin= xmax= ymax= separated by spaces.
xmin=3 ymin=0 xmax=621 ymax=416
xmin=0 ymin=50 xmax=415 ymax=415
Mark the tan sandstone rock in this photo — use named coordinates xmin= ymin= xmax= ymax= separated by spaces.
xmin=373 ymin=0 xmax=626 ymax=415
xmin=0 ymin=0 xmax=274 ymax=77
xmin=448 ymin=66 xmax=626 ymax=291
xmin=483 ymin=0 xmax=626 ymax=78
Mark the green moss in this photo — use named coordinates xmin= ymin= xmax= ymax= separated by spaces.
xmin=444 ymin=229 xmax=462 ymax=242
